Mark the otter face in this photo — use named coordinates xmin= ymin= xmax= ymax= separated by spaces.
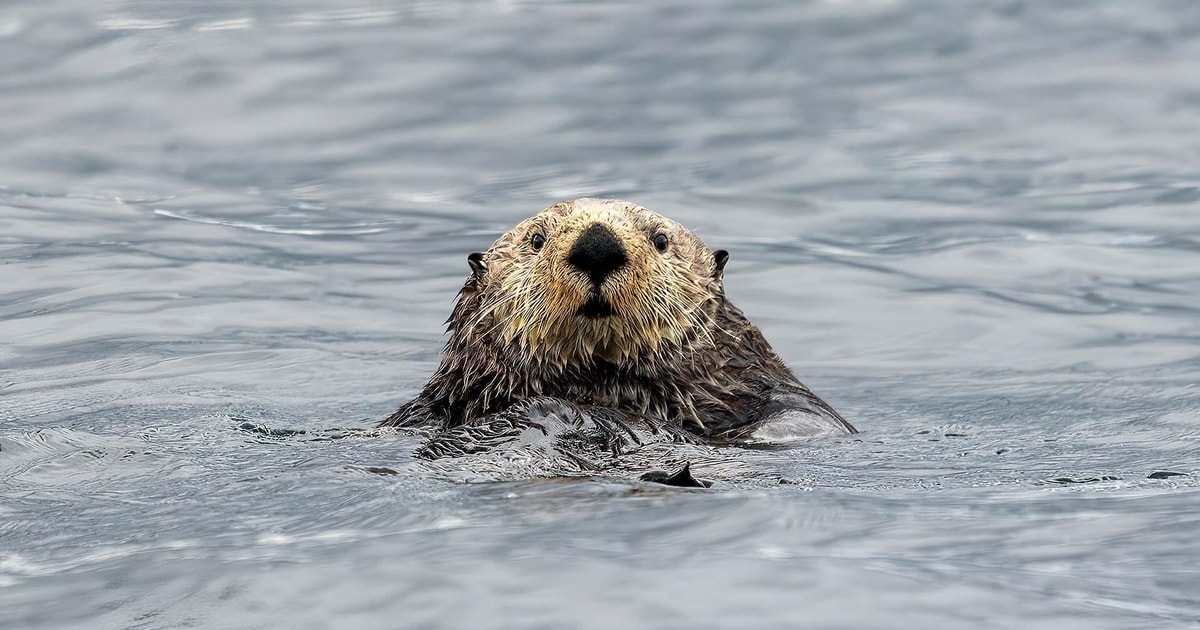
xmin=464 ymin=198 xmax=729 ymax=370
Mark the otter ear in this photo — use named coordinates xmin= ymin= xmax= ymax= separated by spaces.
xmin=467 ymin=252 xmax=486 ymax=278
xmin=712 ymin=249 xmax=729 ymax=278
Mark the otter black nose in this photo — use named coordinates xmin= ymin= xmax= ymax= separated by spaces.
xmin=567 ymin=223 xmax=628 ymax=285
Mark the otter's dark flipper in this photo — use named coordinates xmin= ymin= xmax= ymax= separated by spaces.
xmin=638 ymin=462 xmax=713 ymax=488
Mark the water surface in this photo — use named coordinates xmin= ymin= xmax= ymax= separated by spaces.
xmin=2 ymin=0 xmax=1199 ymax=627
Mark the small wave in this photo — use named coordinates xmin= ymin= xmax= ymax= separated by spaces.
xmin=152 ymin=209 xmax=390 ymax=236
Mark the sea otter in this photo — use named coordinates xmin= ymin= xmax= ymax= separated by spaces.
xmin=384 ymin=198 xmax=854 ymax=463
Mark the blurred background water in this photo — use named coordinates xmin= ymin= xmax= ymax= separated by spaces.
xmin=2 ymin=0 xmax=1199 ymax=627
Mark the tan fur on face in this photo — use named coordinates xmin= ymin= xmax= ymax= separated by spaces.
xmin=465 ymin=198 xmax=722 ymax=373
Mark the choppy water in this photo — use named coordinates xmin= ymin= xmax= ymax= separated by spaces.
xmin=2 ymin=0 xmax=1199 ymax=627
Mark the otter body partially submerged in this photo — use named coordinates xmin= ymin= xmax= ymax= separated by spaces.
xmin=385 ymin=198 xmax=854 ymax=468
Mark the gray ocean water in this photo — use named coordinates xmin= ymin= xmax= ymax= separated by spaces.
xmin=2 ymin=0 xmax=1199 ymax=628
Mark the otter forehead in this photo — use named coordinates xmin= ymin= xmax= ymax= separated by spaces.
xmin=550 ymin=197 xmax=677 ymax=226
xmin=521 ymin=198 xmax=676 ymax=232
xmin=496 ymin=198 xmax=707 ymax=256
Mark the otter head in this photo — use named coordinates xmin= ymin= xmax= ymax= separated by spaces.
xmin=458 ymin=198 xmax=729 ymax=373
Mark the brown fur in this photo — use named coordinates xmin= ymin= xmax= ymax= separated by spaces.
xmin=384 ymin=198 xmax=854 ymax=443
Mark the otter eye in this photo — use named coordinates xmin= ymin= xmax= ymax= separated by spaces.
xmin=653 ymin=233 xmax=669 ymax=253
xmin=531 ymin=233 xmax=546 ymax=251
